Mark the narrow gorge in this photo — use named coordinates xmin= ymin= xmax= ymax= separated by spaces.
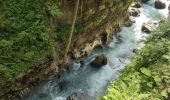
xmin=0 ymin=0 xmax=170 ymax=100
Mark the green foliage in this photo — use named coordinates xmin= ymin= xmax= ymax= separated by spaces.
xmin=101 ymin=22 xmax=170 ymax=100
xmin=0 ymin=0 xmax=61 ymax=86
xmin=56 ymin=23 xmax=84 ymax=40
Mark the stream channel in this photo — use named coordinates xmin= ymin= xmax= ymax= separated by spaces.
xmin=24 ymin=1 xmax=170 ymax=100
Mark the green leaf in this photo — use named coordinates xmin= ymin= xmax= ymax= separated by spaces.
xmin=48 ymin=6 xmax=62 ymax=16
xmin=153 ymin=75 xmax=162 ymax=83
xmin=140 ymin=68 xmax=151 ymax=76
xmin=163 ymin=55 xmax=170 ymax=60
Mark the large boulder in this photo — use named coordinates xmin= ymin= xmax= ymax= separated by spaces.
xmin=154 ymin=0 xmax=166 ymax=9
xmin=141 ymin=21 xmax=159 ymax=33
xmin=67 ymin=93 xmax=91 ymax=100
xmin=128 ymin=8 xmax=140 ymax=17
xmin=90 ymin=55 xmax=107 ymax=68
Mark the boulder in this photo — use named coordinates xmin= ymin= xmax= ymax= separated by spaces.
xmin=90 ymin=55 xmax=107 ymax=68
xmin=141 ymin=0 xmax=150 ymax=3
xmin=154 ymin=0 xmax=166 ymax=9
xmin=131 ymin=2 xmax=141 ymax=8
xmin=141 ymin=21 xmax=159 ymax=33
xmin=128 ymin=8 xmax=140 ymax=17
xmin=67 ymin=93 xmax=91 ymax=100
xmin=124 ymin=17 xmax=134 ymax=27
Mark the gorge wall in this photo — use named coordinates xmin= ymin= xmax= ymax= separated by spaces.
xmin=56 ymin=0 xmax=132 ymax=59
xmin=0 ymin=0 xmax=132 ymax=99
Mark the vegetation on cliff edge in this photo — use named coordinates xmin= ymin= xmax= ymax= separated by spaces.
xmin=0 ymin=0 xmax=61 ymax=86
xmin=101 ymin=21 xmax=170 ymax=100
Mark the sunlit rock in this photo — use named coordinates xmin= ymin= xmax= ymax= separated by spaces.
xmin=128 ymin=8 xmax=140 ymax=17
xmin=154 ymin=0 xmax=166 ymax=9
xmin=141 ymin=21 xmax=159 ymax=33
xmin=124 ymin=17 xmax=134 ymax=27
xmin=131 ymin=2 xmax=141 ymax=8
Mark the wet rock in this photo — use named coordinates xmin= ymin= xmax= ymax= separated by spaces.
xmin=63 ymin=62 xmax=75 ymax=72
xmin=154 ymin=0 xmax=166 ymax=9
xmin=141 ymin=0 xmax=150 ymax=3
xmin=90 ymin=55 xmax=107 ymax=68
xmin=80 ymin=60 xmax=85 ymax=68
xmin=131 ymin=2 xmax=141 ymax=8
xmin=67 ymin=93 xmax=91 ymax=100
xmin=124 ymin=17 xmax=133 ymax=27
xmin=39 ymin=93 xmax=48 ymax=98
xmin=128 ymin=8 xmax=140 ymax=17
xmin=115 ymin=34 xmax=123 ymax=44
xmin=58 ymin=81 xmax=69 ymax=91
xmin=141 ymin=21 xmax=159 ymax=33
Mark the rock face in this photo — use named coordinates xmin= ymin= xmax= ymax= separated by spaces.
xmin=67 ymin=93 xmax=91 ymax=100
xmin=154 ymin=0 xmax=166 ymax=9
xmin=90 ymin=55 xmax=107 ymax=68
xmin=57 ymin=0 xmax=132 ymax=59
xmin=141 ymin=21 xmax=159 ymax=33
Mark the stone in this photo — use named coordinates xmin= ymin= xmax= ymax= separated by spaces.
xmin=115 ymin=33 xmax=123 ymax=44
xmin=67 ymin=93 xmax=91 ymax=100
xmin=154 ymin=0 xmax=166 ymax=9
xmin=141 ymin=0 xmax=150 ymax=3
xmin=131 ymin=2 xmax=141 ymax=8
xmin=90 ymin=55 xmax=107 ymax=68
xmin=124 ymin=17 xmax=133 ymax=27
xmin=141 ymin=21 xmax=159 ymax=33
xmin=128 ymin=8 xmax=140 ymax=17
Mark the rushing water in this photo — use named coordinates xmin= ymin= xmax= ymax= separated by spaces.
xmin=24 ymin=1 xmax=170 ymax=100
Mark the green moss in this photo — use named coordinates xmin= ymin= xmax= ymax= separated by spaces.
xmin=101 ymin=22 xmax=170 ymax=100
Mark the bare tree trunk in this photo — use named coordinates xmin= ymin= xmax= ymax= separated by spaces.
xmin=64 ymin=0 xmax=80 ymax=63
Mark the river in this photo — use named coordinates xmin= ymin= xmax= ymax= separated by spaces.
xmin=24 ymin=0 xmax=170 ymax=100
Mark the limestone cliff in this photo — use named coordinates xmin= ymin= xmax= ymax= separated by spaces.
xmin=57 ymin=0 xmax=132 ymax=59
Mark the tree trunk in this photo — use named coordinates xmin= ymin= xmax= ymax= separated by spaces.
xmin=64 ymin=0 xmax=80 ymax=63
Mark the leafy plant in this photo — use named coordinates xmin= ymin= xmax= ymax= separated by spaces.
xmin=101 ymin=21 xmax=170 ymax=100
